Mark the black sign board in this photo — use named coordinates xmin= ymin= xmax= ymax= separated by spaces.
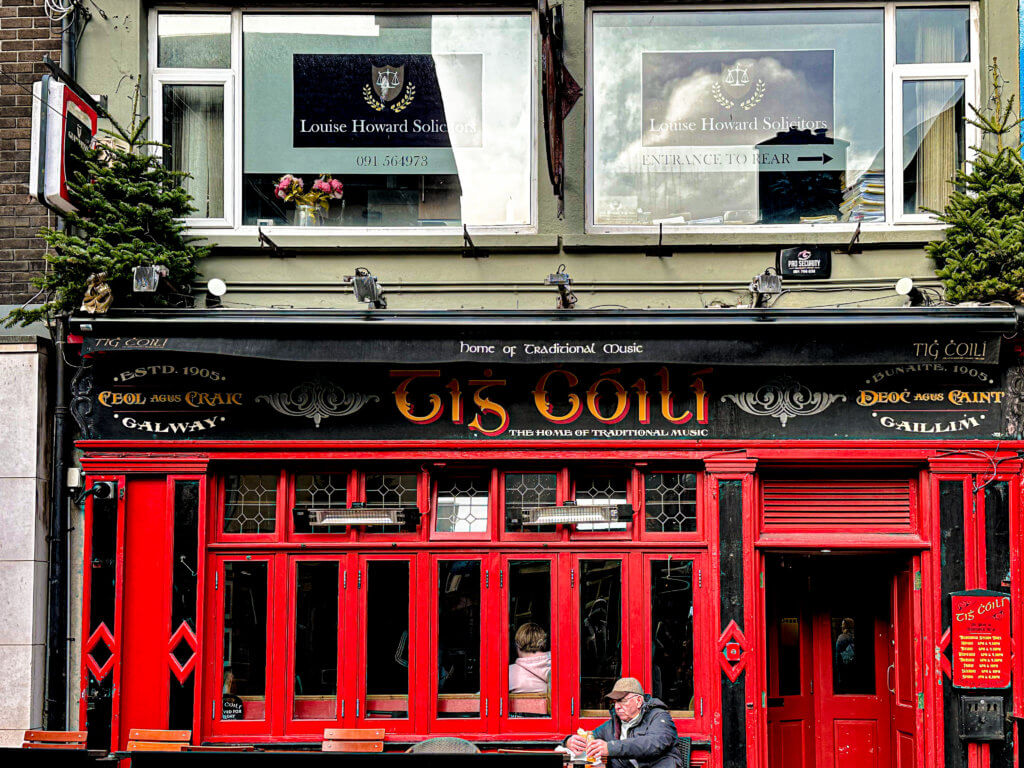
xmin=76 ymin=355 xmax=1011 ymax=443
xmin=293 ymin=54 xmax=482 ymax=149
xmin=777 ymin=246 xmax=832 ymax=278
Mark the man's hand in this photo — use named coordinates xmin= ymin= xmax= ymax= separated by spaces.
xmin=566 ymin=735 xmax=587 ymax=754
xmin=586 ymin=740 xmax=609 ymax=760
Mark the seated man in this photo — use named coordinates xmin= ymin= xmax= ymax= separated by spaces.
xmin=565 ymin=677 xmax=682 ymax=768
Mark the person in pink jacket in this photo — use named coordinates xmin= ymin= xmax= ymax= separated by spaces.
xmin=509 ymin=622 xmax=551 ymax=693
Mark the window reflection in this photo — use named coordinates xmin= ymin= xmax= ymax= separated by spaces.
xmin=367 ymin=561 xmax=410 ymax=718
xmin=293 ymin=562 xmax=338 ymax=719
xmin=435 ymin=476 xmax=489 ymax=533
xmin=831 ymin=613 xmax=874 ymax=695
xmin=650 ymin=560 xmax=694 ymax=714
xmin=580 ymin=560 xmax=621 ymax=715
xmin=508 ymin=561 xmax=552 ymax=717
xmin=222 ymin=562 xmax=267 ymax=721
xmin=438 ymin=560 xmax=481 ymax=717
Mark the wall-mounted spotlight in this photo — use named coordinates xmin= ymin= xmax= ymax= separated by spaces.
xmin=344 ymin=267 xmax=387 ymax=309
xmin=749 ymin=267 xmax=783 ymax=308
xmin=132 ymin=264 xmax=168 ymax=294
xmin=895 ymin=277 xmax=926 ymax=306
xmin=206 ymin=278 xmax=227 ymax=308
xmin=544 ymin=263 xmax=577 ymax=309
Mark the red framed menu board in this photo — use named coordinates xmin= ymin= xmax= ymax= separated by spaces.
xmin=951 ymin=590 xmax=1012 ymax=689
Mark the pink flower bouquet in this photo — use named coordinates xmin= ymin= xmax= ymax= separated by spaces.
xmin=273 ymin=174 xmax=344 ymax=214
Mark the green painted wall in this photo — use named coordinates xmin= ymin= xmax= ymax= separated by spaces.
xmin=73 ymin=0 xmax=1019 ymax=311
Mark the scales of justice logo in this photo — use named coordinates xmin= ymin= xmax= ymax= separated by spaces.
xmin=363 ymin=64 xmax=416 ymax=113
xmin=710 ymin=59 xmax=767 ymax=111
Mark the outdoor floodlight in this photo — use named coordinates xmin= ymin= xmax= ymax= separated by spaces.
xmin=544 ymin=263 xmax=577 ymax=309
xmin=345 ymin=267 xmax=387 ymax=309
xmin=749 ymin=267 xmax=783 ymax=308
xmin=132 ymin=264 xmax=168 ymax=293
xmin=206 ymin=278 xmax=227 ymax=308
xmin=895 ymin=277 xmax=925 ymax=306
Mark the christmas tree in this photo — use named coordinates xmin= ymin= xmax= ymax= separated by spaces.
xmin=926 ymin=59 xmax=1024 ymax=304
xmin=5 ymin=88 xmax=207 ymax=326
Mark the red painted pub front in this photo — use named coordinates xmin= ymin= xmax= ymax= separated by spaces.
xmin=69 ymin=308 xmax=1023 ymax=768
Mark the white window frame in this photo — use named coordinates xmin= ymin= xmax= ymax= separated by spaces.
xmin=889 ymin=3 xmax=978 ymax=224
xmin=585 ymin=1 xmax=980 ymax=234
xmin=149 ymin=6 xmax=538 ymax=237
xmin=150 ymin=9 xmax=238 ymax=229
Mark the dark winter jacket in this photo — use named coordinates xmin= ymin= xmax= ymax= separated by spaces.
xmin=585 ymin=696 xmax=683 ymax=768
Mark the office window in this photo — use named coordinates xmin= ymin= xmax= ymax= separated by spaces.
xmin=589 ymin=4 xmax=976 ymax=229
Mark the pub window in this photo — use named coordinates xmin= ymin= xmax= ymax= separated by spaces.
xmin=572 ymin=472 xmax=629 ymax=531
xmin=151 ymin=9 xmax=535 ymax=234
xmin=293 ymin=473 xmax=348 ymax=534
xmin=437 ymin=559 xmax=482 ymax=717
xmin=588 ymin=3 xmax=977 ymax=230
xmin=507 ymin=559 xmax=553 ymax=718
xmin=221 ymin=561 xmax=268 ymax=721
xmin=223 ymin=474 xmax=278 ymax=534
xmin=292 ymin=562 xmax=339 ymax=720
xmin=363 ymin=472 xmax=418 ymax=534
xmin=504 ymin=472 xmax=558 ymax=533
xmin=650 ymin=558 xmax=695 ymax=716
xmin=434 ymin=473 xmax=490 ymax=534
xmin=579 ymin=559 xmax=622 ymax=716
xmin=365 ymin=560 xmax=412 ymax=719
xmin=644 ymin=472 xmax=697 ymax=533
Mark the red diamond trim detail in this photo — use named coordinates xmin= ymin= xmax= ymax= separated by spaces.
xmin=939 ymin=627 xmax=952 ymax=679
xmin=717 ymin=620 xmax=749 ymax=683
xmin=85 ymin=623 xmax=116 ymax=681
xmin=167 ymin=621 xmax=198 ymax=683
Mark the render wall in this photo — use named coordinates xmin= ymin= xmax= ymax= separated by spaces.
xmin=0 ymin=339 xmax=49 ymax=746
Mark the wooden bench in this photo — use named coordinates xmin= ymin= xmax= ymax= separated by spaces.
xmin=126 ymin=729 xmax=192 ymax=752
xmin=322 ymin=728 xmax=384 ymax=753
xmin=22 ymin=731 xmax=87 ymax=750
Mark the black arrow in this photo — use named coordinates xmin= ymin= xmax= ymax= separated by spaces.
xmin=797 ymin=152 xmax=834 ymax=164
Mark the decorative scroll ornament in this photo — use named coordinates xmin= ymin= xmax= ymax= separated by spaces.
xmin=1002 ymin=363 xmax=1024 ymax=438
xmin=256 ymin=379 xmax=378 ymax=428
xmin=70 ymin=360 xmax=97 ymax=438
xmin=721 ymin=376 xmax=846 ymax=427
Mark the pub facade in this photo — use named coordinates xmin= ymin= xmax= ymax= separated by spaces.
xmin=56 ymin=1 xmax=1024 ymax=768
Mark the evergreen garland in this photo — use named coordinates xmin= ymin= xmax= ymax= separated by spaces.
xmin=926 ymin=59 xmax=1024 ymax=304
xmin=5 ymin=89 xmax=207 ymax=326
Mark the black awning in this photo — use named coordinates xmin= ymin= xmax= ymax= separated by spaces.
xmin=73 ymin=307 xmax=1019 ymax=366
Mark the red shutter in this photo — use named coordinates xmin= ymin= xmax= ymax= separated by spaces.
xmin=761 ymin=478 xmax=914 ymax=534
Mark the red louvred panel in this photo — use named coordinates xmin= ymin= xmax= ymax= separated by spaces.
xmin=761 ymin=478 xmax=914 ymax=533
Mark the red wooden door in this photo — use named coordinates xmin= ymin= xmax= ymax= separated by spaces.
xmin=766 ymin=562 xmax=814 ymax=768
xmin=812 ymin=565 xmax=893 ymax=768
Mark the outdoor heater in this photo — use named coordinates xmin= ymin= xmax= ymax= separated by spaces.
xmin=296 ymin=503 xmax=420 ymax=529
xmin=519 ymin=500 xmax=635 ymax=527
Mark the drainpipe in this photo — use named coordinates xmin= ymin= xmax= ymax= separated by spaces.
xmin=43 ymin=6 xmax=77 ymax=730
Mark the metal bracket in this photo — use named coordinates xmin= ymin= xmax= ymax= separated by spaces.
xmin=462 ymin=224 xmax=489 ymax=259
xmin=43 ymin=55 xmax=108 ymax=119
xmin=258 ymin=226 xmax=294 ymax=258
xmin=845 ymin=220 xmax=863 ymax=255
xmin=646 ymin=223 xmax=673 ymax=258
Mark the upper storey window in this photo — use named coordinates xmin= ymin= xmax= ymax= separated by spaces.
xmin=588 ymin=4 xmax=976 ymax=230
xmin=152 ymin=10 xmax=536 ymax=233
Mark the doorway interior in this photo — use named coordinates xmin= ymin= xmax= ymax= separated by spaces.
xmin=765 ymin=553 xmax=918 ymax=768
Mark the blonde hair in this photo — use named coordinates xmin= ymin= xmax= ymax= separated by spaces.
xmin=515 ymin=622 xmax=549 ymax=653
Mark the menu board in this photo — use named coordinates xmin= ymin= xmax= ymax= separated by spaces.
xmin=951 ymin=591 xmax=1011 ymax=689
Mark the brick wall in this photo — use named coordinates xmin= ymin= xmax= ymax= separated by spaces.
xmin=0 ymin=0 xmax=61 ymax=305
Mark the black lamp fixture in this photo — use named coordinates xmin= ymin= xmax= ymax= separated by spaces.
xmin=344 ymin=267 xmax=387 ymax=309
